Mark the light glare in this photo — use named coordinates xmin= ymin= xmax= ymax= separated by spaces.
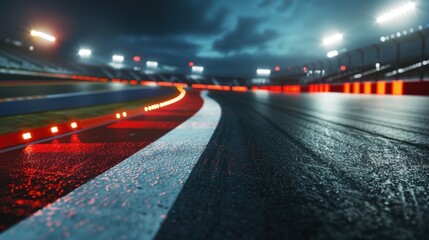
xmin=257 ymin=69 xmax=271 ymax=76
xmin=22 ymin=132 xmax=32 ymax=140
xmin=146 ymin=61 xmax=159 ymax=69
xmin=327 ymin=50 xmax=339 ymax=58
xmin=323 ymin=33 xmax=343 ymax=45
xmin=112 ymin=55 xmax=124 ymax=63
xmin=376 ymin=2 xmax=416 ymax=24
xmin=192 ymin=66 xmax=204 ymax=73
xmin=51 ymin=126 xmax=59 ymax=133
xmin=30 ymin=30 xmax=56 ymax=42
xmin=78 ymin=49 xmax=92 ymax=57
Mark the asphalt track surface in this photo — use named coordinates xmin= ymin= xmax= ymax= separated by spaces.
xmin=156 ymin=92 xmax=429 ymax=240
xmin=1 ymin=90 xmax=429 ymax=239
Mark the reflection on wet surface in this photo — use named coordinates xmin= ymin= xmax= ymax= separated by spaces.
xmin=0 ymin=91 xmax=203 ymax=231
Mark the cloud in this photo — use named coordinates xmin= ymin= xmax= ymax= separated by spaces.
xmin=259 ymin=0 xmax=276 ymax=8
xmin=6 ymin=0 xmax=229 ymax=38
xmin=259 ymin=0 xmax=295 ymax=13
xmin=80 ymin=0 xmax=229 ymax=37
xmin=122 ymin=36 xmax=201 ymax=56
xmin=212 ymin=17 xmax=279 ymax=54
xmin=277 ymin=0 xmax=294 ymax=12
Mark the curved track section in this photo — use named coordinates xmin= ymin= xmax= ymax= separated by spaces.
xmin=0 ymin=90 xmax=212 ymax=234
xmin=156 ymin=92 xmax=429 ymax=240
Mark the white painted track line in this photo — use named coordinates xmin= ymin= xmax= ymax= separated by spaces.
xmin=0 ymin=91 xmax=221 ymax=240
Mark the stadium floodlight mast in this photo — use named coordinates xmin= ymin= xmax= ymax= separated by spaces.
xmin=78 ymin=49 xmax=92 ymax=57
xmin=112 ymin=55 xmax=124 ymax=63
xmin=30 ymin=30 xmax=56 ymax=42
xmin=256 ymin=69 xmax=271 ymax=76
xmin=322 ymin=33 xmax=343 ymax=45
xmin=327 ymin=50 xmax=339 ymax=58
xmin=146 ymin=61 xmax=158 ymax=69
xmin=192 ymin=66 xmax=204 ymax=73
xmin=376 ymin=2 xmax=416 ymax=24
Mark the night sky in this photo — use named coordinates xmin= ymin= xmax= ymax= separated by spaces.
xmin=0 ymin=0 xmax=428 ymax=76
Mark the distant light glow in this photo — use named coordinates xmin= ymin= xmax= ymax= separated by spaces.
xmin=256 ymin=69 xmax=271 ymax=76
xmin=116 ymin=113 xmax=121 ymax=119
xmin=78 ymin=49 xmax=92 ymax=57
xmin=192 ymin=66 xmax=204 ymax=73
xmin=275 ymin=66 xmax=280 ymax=72
xmin=340 ymin=65 xmax=346 ymax=71
xmin=327 ymin=50 xmax=339 ymax=58
xmin=30 ymin=30 xmax=56 ymax=42
xmin=122 ymin=112 xmax=127 ymax=117
xmin=112 ymin=55 xmax=124 ymax=63
xmin=188 ymin=61 xmax=194 ymax=67
xmin=70 ymin=122 xmax=78 ymax=129
xmin=232 ymin=86 xmax=248 ymax=92
xmin=322 ymin=33 xmax=343 ymax=45
xmin=283 ymin=85 xmax=301 ymax=94
xmin=145 ymin=87 xmax=186 ymax=112
xmin=376 ymin=2 xmax=416 ymax=24
xmin=133 ymin=56 xmax=141 ymax=62
xmin=303 ymin=66 xmax=308 ymax=73
xmin=51 ymin=126 xmax=59 ymax=133
xmin=22 ymin=132 xmax=32 ymax=140
xmin=146 ymin=61 xmax=158 ymax=69
xmin=29 ymin=46 xmax=35 ymax=51
xmin=354 ymin=73 xmax=363 ymax=79
xmin=380 ymin=36 xmax=386 ymax=42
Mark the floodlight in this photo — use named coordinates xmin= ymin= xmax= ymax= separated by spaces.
xmin=323 ymin=33 xmax=343 ymax=45
xmin=78 ymin=49 xmax=92 ymax=57
xmin=192 ymin=66 xmax=204 ymax=73
xmin=146 ymin=61 xmax=158 ymax=69
xmin=112 ymin=55 xmax=124 ymax=63
xmin=376 ymin=2 xmax=416 ymax=24
xmin=327 ymin=50 xmax=339 ymax=58
xmin=256 ymin=69 xmax=271 ymax=76
xmin=30 ymin=30 xmax=56 ymax=42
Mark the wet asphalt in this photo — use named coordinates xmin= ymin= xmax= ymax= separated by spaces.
xmin=156 ymin=91 xmax=429 ymax=240
xmin=0 ymin=91 xmax=203 ymax=232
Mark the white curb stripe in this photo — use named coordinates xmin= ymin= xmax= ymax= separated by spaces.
xmin=0 ymin=91 xmax=221 ymax=240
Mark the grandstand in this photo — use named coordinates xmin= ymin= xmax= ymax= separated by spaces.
xmin=1 ymin=28 xmax=428 ymax=87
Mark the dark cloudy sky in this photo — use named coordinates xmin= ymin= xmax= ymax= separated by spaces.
xmin=0 ymin=0 xmax=428 ymax=76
